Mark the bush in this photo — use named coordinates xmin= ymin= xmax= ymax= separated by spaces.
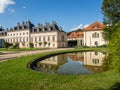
xmin=12 ymin=43 xmax=19 ymax=49
xmin=99 ymin=44 xmax=108 ymax=47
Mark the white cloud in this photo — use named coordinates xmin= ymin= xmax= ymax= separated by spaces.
xmin=70 ymin=24 xmax=83 ymax=31
xmin=84 ymin=24 xmax=89 ymax=28
xmin=0 ymin=0 xmax=15 ymax=14
xmin=22 ymin=6 xmax=26 ymax=9
xmin=8 ymin=8 xmax=15 ymax=13
xmin=70 ymin=24 xmax=90 ymax=31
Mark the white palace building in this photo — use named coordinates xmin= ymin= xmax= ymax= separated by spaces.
xmin=0 ymin=20 xmax=67 ymax=48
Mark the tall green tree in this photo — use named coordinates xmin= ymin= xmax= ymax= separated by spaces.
xmin=102 ymin=0 xmax=120 ymax=26
xmin=102 ymin=0 xmax=120 ymax=40
xmin=102 ymin=0 xmax=120 ymax=72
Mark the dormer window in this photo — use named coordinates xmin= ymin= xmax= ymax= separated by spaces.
xmin=93 ymin=26 xmax=99 ymax=28
xmin=24 ymin=26 xmax=27 ymax=29
xmin=39 ymin=28 xmax=42 ymax=32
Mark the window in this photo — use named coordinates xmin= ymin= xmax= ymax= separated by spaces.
xmin=93 ymin=26 xmax=99 ymax=28
xmin=95 ymin=51 xmax=98 ymax=55
xmin=26 ymin=38 xmax=28 ymax=42
xmin=43 ymin=37 xmax=45 ymax=41
xmin=48 ymin=43 xmax=50 ymax=46
xmin=61 ymin=35 xmax=64 ymax=41
xmin=52 ymin=36 xmax=55 ymax=41
xmin=48 ymin=37 xmax=50 ymax=41
xmin=23 ymin=38 xmax=25 ymax=42
xmin=92 ymin=59 xmax=99 ymax=64
xmin=92 ymin=32 xmax=99 ymax=38
xmin=39 ymin=37 xmax=41 ymax=41
xmin=34 ymin=37 xmax=37 ymax=42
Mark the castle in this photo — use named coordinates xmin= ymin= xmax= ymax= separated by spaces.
xmin=0 ymin=21 xmax=107 ymax=48
xmin=0 ymin=20 xmax=67 ymax=48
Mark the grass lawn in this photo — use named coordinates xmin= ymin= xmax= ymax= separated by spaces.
xmin=0 ymin=48 xmax=48 ymax=52
xmin=0 ymin=48 xmax=120 ymax=90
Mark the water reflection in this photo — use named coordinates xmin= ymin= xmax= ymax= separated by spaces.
xmin=36 ymin=51 xmax=106 ymax=75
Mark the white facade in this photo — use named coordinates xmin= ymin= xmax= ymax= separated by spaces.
xmin=0 ymin=21 xmax=67 ymax=48
xmin=83 ymin=22 xmax=107 ymax=47
xmin=84 ymin=30 xmax=106 ymax=47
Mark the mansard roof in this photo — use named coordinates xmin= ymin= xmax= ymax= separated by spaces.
xmin=0 ymin=26 xmax=5 ymax=31
xmin=31 ymin=21 xmax=64 ymax=33
xmin=4 ymin=20 xmax=65 ymax=33
xmin=0 ymin=27 xmax=7 ymax=36
xmin=7 ymin=20 xmax=35 ymax=31
xmin=84 ymin=21 xmax=105 ymax=31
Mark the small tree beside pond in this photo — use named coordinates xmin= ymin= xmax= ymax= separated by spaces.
xmin=3 ymin=42 xmax=13 ymax=50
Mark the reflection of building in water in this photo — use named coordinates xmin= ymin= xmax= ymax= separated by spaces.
xmin=84 ymin=51 xmax=105 ymax=66
xmin=67 ymin=52 xmax=84 ymax=61
xmin=37 ymin=54 xmax=67 ymax=74
xmin=67 ymin=51 xmax=105 ymax=73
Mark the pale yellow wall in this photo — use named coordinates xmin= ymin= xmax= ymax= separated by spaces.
xmin=84 ymin=30 xmax=106 ymax=47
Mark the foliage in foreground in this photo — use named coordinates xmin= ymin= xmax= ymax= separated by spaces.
xmin=102 ymin=0 xmax=120 ymax=72
xmin=0 ymin=49 xmax=120 ymax=90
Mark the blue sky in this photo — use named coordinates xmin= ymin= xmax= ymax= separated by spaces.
xmin=0 ymin=0 xmax=103 ymax=32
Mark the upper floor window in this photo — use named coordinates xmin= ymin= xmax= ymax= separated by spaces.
xmin=92 ymin=32 xmax=99 ymax=38
xmin=52 ymin=36 xmax=55 ymax=41
xmin=61 ymin=35 xmax=64 ymax=41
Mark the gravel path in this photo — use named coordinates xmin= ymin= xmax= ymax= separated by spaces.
xmin=0 ymin=48 xmax=73 ymax=62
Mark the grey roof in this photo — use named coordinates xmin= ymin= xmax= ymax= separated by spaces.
xmin=31 ymin=21 xmax=64 ymax=33
xmin=0 ymin=20 xmax=66 ymax=34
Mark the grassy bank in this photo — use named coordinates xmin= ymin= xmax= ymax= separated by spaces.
xmin=0 ymin=48 xmax=119 ymax=90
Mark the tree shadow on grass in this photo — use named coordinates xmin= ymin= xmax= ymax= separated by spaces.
xmin=110 ymin=82 xmax=120 ymax=90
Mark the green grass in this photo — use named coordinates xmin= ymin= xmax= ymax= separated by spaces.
xmin=0 ymin=48 xmax=119 ymax=90
xmin=0 ymin=48 xmax=48 ymax=51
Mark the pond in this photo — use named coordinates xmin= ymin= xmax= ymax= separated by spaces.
xmin=32 ymin=51 xmax=106 ymax=75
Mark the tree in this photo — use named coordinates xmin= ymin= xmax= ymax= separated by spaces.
xmin=102 ymin=0 xmax=120 ymax=72
xmin=3 ymin=42 xmax=12 ymax=50
xmin=102 ymin=0 xmax=120 ymax=26
xmin=12 ymin=43 xmax=19 ymax=49
xmin=30 ymin=42 xmax=34 ymax=48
